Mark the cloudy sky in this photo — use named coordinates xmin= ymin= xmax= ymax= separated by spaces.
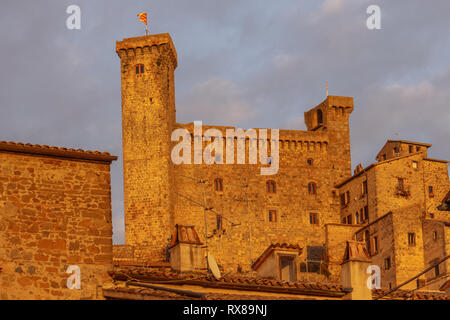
xmin=1 ymin=0 xmax=449 ymax=243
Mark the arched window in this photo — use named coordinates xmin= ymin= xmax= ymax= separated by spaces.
xmin=266 ymin=180 xmax=276 ymax=193
xmin=214 ymin=178 xmax=223 ymax=192
xmin=308 ymin=182 xmax=317 ymax=195
xmin=317 ymin=109 xmax=323 ymax=125
xmin=136 ymin=64 xmax=144 ymax=74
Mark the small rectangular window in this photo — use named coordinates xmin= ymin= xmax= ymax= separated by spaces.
xmin=428 ymin=186 xmax=434 ymax=197
xmin=409 ymin=145 xmax=413 ymax=153
xmin=408 ymin=233 xmax=416 ymax=246
xmin=435 ymin=265 xmax=440 ymax=277
xmin=269 ymin=210 xmax=277 ymax=222
xmin=310 ymin=213 xmax=318 ymax=225
xmin=280 ymin=256 xmax=295 ymax=282
xmin=362 ymin=180 xmax=368 ymax=195
xmin=216 ymin=215 xmax=223 ymax=230
xmin=372 ymin=236 xmax=378 ymax=255
xmin=412 ymin=161 xmax=418 ymax=169
xmin=384 ymin=257 xmax=391 ymax=270
xmin=136 ymin=64 xmax=144 ymax=74
xmin=340 ymin=194 xmax=346 ymax=207
xmin=393 ymin=147 xmax=399 ymax=155
xmin=346 ymin=215 xmax=352 ymax=225
xmin=397 ymin=178 xmax=404 ymax=190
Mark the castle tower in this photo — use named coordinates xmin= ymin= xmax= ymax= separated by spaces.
xmin=304 ymin=95 xmax=354 ymax=186
xmin=116 ymin=34 xmax=177 ymax=261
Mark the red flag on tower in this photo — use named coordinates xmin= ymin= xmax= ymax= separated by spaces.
xmin=137 ymin=12 xmax=148 ymax=35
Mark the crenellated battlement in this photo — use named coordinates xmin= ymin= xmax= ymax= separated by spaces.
xmin=116 ymin=33 xmax=177 ymax=68
xmin=174 ymin=123 xmax=330 ymax=155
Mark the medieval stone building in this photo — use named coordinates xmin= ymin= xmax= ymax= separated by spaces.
xmin=337 ymin=140 xmax=450 ymax=290
xmin=115 ymin=33 xmax=355 ymax=280
xmin=113 ymin=32 xmax=450 ymax=297
xmin=0 ymin=142 xmax=117 ymax=299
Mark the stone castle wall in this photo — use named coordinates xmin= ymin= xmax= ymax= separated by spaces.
xmin=117 ymin=34 xmax=354 ymax=276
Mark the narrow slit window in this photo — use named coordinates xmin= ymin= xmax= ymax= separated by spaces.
xmin=216 ymin=215 xmax=223 ymax=230
xmin=214 ymin=178 xmax=223 ymax=192
xmin=408 ymin=233 xmax=416 ymax=246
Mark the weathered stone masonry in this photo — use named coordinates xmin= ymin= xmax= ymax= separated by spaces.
xmin=0 ymin=142 xmax=117 ymax=299
xmin=117 ymin=33 xmax=354 ymax=277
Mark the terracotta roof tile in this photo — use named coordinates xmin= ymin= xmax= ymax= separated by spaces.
xmin=0 ymin=140 xmax=117 ymax=163
xmin=104 ymin=285 xmax=314 ymax=300
xmin=373 ymin=289 xmax=450 ymax=300
xmin=108 ymin=265 xmax=347 ymax=298
xmin=252 ymin=243 xmax=303 ymax=271
xmin=103 ymin=286 xmax=197 ymax=300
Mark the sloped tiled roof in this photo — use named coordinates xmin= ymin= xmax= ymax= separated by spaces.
xmin=103 ymin=286 xmax=196 ymax=300
xmin=251 ymin=243 xmax=303 ymax=271
xmin=443 ymin=191 xmax=450 ymax=204
xmin=0 ymin=140 xmax=117 ymax=163
xmin=103 ymin=285 xmax=313 ymax=300
xmin=108 ymin=265 xmax=347 ymax=298
xmin=373 ymin=289 xmax=450 ymax=300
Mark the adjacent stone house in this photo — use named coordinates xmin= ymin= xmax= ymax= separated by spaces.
xmin=0 ymin=141 xmax=117 ymax=299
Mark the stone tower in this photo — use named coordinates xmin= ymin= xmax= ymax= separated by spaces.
xmin=304 ymin=95 xmax=354 ymax=186
xmin=116 ymin=34 xmax=177 ymax=261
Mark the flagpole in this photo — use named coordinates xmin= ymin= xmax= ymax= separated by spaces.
xmin=146 ymin=23 xmax=148 ymax=36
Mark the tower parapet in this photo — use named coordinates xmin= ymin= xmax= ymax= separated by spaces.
xmin=305 ymin=95 xmax=354 ymax=185
xmin=116 ymin=33 xmax=177 ymax=69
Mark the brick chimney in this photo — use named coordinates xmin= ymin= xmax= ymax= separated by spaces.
xmin=340 ymin=241 xmax=372 ymax=300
